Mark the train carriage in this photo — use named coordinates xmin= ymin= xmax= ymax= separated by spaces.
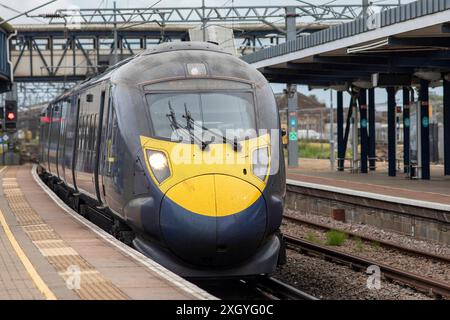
xmin=39 ymin=42 xmax=286 ymax=277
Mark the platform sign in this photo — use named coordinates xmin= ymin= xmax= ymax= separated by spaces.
xmin=290 ymin=118 xmax=296 ymax=126
xmin=360 ymin=118 xmax=367 ymax=129
xmin=289 ymin=131 xmax=298 ymax=141
xmin=404 ymin=117 xmax=410 ymax=128
xmin=288 ymin=112 xmax=299 ymax=141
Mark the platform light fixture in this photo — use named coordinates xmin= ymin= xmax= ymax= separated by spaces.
xmin=329 ymin=84 xmax=349 ymax=92
xmin=352 ymin=80 xmax=373 ymax=89
xmin=414 ymin=71 xmax=442 ymax=82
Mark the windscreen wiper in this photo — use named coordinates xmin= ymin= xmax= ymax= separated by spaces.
xmin=182 ymin=105 xmax=241 ymax=152
xmin=182 ymin=103 xmax=216 ymax=151
xmin=166 ymin=102 xmax=211 ymax=150
xmin=166 ymin=101 xmax=184 ymax=141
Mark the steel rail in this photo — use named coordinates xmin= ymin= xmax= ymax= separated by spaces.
xmin=252 ymin=276 xmax=318 ymax=300
xmin=284 ymin=234 xmax=450 ymax=299
xmin=283 ymin=214 xmax=450 ymax=264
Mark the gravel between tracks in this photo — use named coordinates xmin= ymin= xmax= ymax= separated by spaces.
xmin=282 ymin=219 xmax=450 ymax=285
xmin=274 ymin=250 xmax=432 ymax=300
xmin=284 ymin=208 xmax=450 ymax=258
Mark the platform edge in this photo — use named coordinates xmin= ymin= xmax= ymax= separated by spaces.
xmin=31 ymin=164 xmax=217 ymax=300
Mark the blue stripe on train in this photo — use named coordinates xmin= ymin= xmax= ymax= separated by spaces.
xmin=159 ymin=195 xmax=267 ymax=267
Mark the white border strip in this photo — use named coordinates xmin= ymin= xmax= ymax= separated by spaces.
xmin=31 ymin=165 xmax=216 ymax=300
xmin=287 ymin=178 xmax=450 ymax=212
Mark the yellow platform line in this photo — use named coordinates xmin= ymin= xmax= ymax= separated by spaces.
xmin=0 ymin=209 xmax=57 ymax=300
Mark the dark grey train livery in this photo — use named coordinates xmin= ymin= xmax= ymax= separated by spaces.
xmin=39 ymin=42 xmax=286 ymax=277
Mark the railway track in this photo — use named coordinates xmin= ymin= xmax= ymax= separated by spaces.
xmin=283 ymin=233 xmax=450 ymax=299
xmin=284 ymin=214 xmax=450 ymax=264
xmin=251 ymin=276 xmax=318 ymax=300
xmin=193 ymin=276 xmax=318 ymax=300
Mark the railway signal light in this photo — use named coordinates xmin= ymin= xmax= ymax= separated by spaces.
xmin=5 ymin=100 xmax=17 ymax=132
xmin=7 ymin=112 xmax=15 ymax=120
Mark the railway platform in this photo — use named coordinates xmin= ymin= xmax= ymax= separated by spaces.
xmin=285 ymin=162 xmax=450 ymax=244
xmin=287 ymin=164 xmax=450 ymax=208
xmin=0 ymin=164 xmax=213 ymax=300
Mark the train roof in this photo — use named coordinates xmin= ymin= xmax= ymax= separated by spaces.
xmin=141 ymin=41 xmax=230 ymax=56
xmin=51 ymin=41 xmax=262 ymax=103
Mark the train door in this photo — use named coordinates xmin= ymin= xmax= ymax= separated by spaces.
xmin=74 ymin=88 xmax=102 ymax=199
xmin=46 ymin=104 xmax=53 ymax=173
xmin=57 ymin=99 xmax=71 ymax=182
xmin=48 ymin=103 xmax=62 ymax=175
xmin=99 ymin=87 xmax=112 ymax=205
xmin=67 ymin=97 xmax=81 ymax=191
xmin=94 ymin=86 xmax=108 ymax=204
xmin=40 ymin=106 xmax=51 ymax=167
xmin=99 ymin=87 xmax=122 ymax=214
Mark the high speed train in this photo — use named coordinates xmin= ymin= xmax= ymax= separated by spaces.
xmin=39 ymin=41 xmax=286 ymax=277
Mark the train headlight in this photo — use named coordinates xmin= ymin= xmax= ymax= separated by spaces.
xmin=147 ymin=150 xmax=171 ymax=183
xmin=252 ymin=147 xmax=269 ymax=181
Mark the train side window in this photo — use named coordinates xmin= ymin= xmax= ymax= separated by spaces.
xmin=77 ymin=115 xmax=86 ymax=169
xmin=89 ymin=114 xmax=97 ymax=169
xmin=84 ymin=114 xmax=93 ymax=172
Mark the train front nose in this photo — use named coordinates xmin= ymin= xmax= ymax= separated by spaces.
xmin=159 ymin=175 xmax=267 ymax=267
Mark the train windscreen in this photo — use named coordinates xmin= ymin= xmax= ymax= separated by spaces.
xmin=146 ymin=92 xmax=256 ymax=142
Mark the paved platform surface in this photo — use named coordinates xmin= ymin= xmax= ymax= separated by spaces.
xmin=287 ymin=164 xmax=450 ymax=206
xmin=0 ymin=165 xmax=213 ymax=300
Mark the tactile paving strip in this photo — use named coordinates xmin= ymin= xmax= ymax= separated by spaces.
xmin=2 ymin=168 xmax=128 ymax=300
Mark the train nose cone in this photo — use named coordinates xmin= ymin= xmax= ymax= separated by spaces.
xmin=159 ymin=175 xmax=267 ymax=267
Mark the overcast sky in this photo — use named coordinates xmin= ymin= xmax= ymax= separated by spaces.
xmin=1 ymin=0 xmax=439 ymax=107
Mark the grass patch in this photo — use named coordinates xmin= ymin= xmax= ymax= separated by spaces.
xmin=353 ymin=236 xmax=364 ymax=252
xmin=370 ymin=240 xmax=380 ymax=248
xmin=298 ymin=142 xmax=331 ymax=159
xmin=305 ymin=232 xmax=321 ymax=244
xmin=325 ymin=230 xmax=348 ymax=246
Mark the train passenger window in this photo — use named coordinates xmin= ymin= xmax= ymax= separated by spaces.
xmin=78 ymin=115 xmax=88 ymax=169
xmin=146 ymin=92 xmax=255 ymax=142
